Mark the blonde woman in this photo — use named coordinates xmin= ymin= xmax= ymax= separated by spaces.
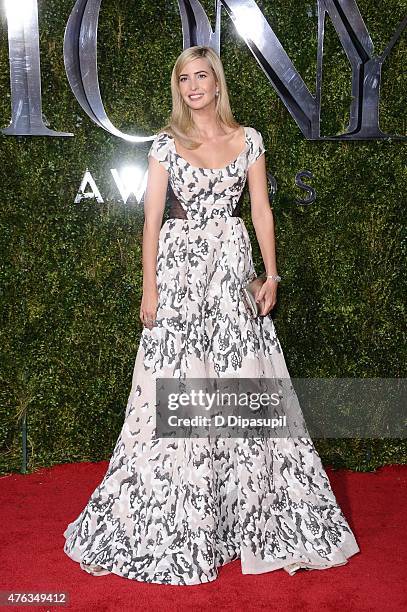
xmin=63 ymin=45 xmax=359 ymax=585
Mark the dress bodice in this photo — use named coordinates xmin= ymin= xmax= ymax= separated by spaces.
xmin=148 ymin=125 xmax=266 ymax=221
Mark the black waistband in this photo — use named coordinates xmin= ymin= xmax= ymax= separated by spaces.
xmin=167 ymin=186 xmax=243 ymax=219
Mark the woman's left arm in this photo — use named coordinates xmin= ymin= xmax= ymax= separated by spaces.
xmin=247 ymin=154 xmax=279 ymax=316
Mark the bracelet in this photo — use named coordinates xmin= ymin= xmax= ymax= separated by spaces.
xmin=266 ymin=274 xmax=281 ymax=282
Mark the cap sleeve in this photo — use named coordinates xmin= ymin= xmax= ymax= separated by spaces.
xmin=247 ymin=127 xmax=266 ymax=167
xmin=148 ymin=132 xmax=171 ymax=172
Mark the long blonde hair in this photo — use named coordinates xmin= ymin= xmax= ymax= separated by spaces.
xmin=160 ymin=45 xmax=240 ymax=149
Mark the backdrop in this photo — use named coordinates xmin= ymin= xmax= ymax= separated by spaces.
xmin=0 ymin=0 xmax=406 ymax=474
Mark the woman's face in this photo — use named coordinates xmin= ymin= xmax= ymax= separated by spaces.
xmin=178 ymin=57 xmax=218 ymax=110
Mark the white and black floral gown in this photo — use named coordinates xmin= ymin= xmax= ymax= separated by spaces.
xmin=63 ymin=126 xmax=360 ymax=585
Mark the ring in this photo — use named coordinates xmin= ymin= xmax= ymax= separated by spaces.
xmin=144 ymin=318 xmax=156 ymax=326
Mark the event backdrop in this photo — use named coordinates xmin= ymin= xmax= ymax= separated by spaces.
xmin=0 ymin=0 xmax=406 ymax=474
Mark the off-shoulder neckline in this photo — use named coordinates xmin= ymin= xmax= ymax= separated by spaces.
xmin=167 ymin=126 xmax=249 ymax=172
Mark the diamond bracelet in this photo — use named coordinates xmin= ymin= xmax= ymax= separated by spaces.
xmin=266 ymin=274 xmax=281 ymax=282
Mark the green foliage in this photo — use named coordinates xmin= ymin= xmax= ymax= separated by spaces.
xmin=0 ymin=0 xmax=406 ymax=474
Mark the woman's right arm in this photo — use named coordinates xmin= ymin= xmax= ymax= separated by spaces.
xmin=140 ymin=154 xmax=168 ymax=329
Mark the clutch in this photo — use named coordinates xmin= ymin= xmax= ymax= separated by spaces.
xmin=240 ymin=272 xmax=267 ymax=318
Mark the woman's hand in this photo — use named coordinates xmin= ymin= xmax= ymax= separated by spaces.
xmin=140 ymin=286 xmax=158 ymax=330
xmin=255 ymin=278 xmax=278 ymax=316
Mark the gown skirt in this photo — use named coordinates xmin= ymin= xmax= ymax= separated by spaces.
xmin=63 ymin=126 xmax=360 ymax=585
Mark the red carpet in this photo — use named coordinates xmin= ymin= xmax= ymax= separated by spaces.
xmin=0 ymin=462 xmax=405 ymax=612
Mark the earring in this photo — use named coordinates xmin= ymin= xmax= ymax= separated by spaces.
xmin=215 ymin=90 xmax=219 ymax=97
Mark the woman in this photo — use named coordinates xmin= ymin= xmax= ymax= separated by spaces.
xmin=63 ymin=45 xmax=359 ymax=585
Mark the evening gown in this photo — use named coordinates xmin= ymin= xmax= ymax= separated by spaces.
xmin=63 ymin=126 xmax=360 ymax=585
